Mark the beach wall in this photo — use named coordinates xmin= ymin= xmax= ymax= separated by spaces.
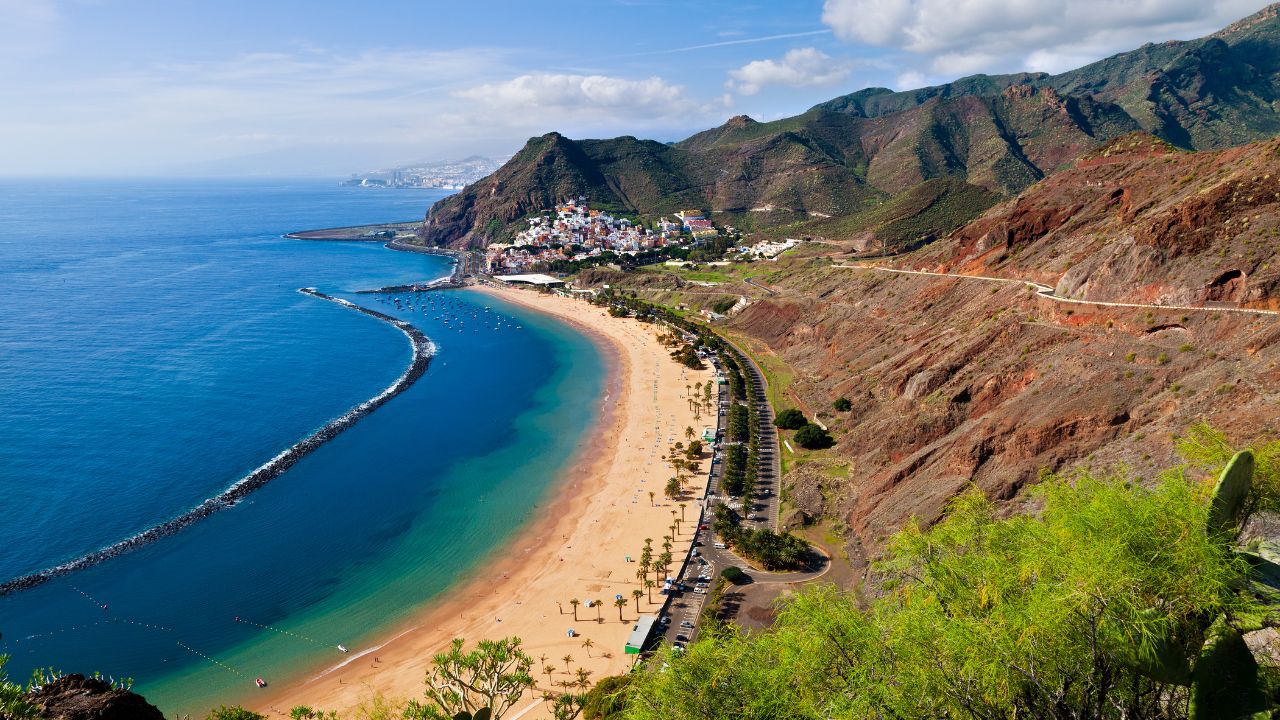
xmin=0 ymin=290 xmax=435 ymax=597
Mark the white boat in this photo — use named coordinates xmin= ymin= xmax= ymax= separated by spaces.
xmin=338 ymin=644 xmax=349 ymax=653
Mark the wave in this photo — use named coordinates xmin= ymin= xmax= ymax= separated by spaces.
xmin=0 ymin=289 xmax=436 ymax=597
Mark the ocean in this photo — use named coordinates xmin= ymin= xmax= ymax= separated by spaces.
xmin=0 ymin=179 xmax=604 ymax=715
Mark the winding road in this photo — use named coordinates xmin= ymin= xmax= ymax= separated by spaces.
xmin=835 ymin=264 xmax=1280 ymax=318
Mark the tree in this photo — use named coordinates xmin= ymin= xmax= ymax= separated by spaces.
xmin=569 ymin=598 xmax=580 ymax=621
xmin=206 ymin=707 xmax=264 ymax=720
xmin=794 ymin=423 xmax=833 ymax=449
xmin=622 ymin=462 xmax=1265 ymax=720
xmin=562 ymin=654 xmax=574 ymax=673
xmin=404 ymin=637 xmax=535 ymax=720
xmin=594 ymin=599 xmax=604 ymax=622
xmin=581 ymin=638 xmax=594 ymax=657
xmin=773 ymin=408 xmax=806 ymax=430
xmin=648 ymin=490 xmax=656 ymax=506
xmin=644 ymin=579 xmax=655 ymax=603
xmin=684 ymin=426 xmax=695 ymax=441
xmin=614 ymin=597 xmax=628 ymax=621
xmin=543 ymin=664 xmax=556 ymax=686
xmin=833 ymin=396 xmax=852 ymax=412
xmin=632 ymin=589 xmax=643 ymax=609
xmin=582 ymin=675 xmax=631 ymax=720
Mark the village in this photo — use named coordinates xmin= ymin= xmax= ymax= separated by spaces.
xmin=483 ymin=198 xmax=733 ymax=274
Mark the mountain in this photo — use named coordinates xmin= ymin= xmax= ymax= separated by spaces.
xmin=419 ymin=3 xmax=1280 ymax=249
xmin=576 ymin=130 xmax=1280 ymax=565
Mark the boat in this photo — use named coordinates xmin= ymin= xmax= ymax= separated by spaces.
xmin=255 ymin=678 xmax=267 ymax=688
xmin=338 ymin=644 xmax=349 ymax=653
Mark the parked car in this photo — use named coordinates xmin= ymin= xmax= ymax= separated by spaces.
xmin=680 ymin=620 xmax=695 ymax=628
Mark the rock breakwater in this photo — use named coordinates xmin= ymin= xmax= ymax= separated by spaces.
xmin=0 ymin=289 xmax=435 ymax=597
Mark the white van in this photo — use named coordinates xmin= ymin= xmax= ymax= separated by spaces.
xmin=714 ymin=541 xmax=727 ymax=549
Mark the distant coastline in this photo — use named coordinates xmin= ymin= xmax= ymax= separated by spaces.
xmin=0 ymin=288 xmax=436 ymax=597
xmin=285 ymin=221 xmax=422 ymax=241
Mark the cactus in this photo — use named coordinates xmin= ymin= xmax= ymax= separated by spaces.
xmin=1190 ymin=619 xmax=1268 ymax=720
xmin=1208 ymin=450 xmax=1255 ymax=536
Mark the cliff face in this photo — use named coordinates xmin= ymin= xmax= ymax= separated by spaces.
xmin=915 ymin=133 xmax=1280 ymax=309
xmin=22 ymin=675 xmax=165 ymax=720
xmin=420 ymin=3 xmax=1280 ymax=249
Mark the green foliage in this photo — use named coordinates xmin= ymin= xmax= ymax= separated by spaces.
xmin=793 ymin=423 xmax=833 ymax=449
xmin=720 ymin=566 xmax=748 ymax=584
xmin=773 ymin=408 xmax=807 ymax=429
xmin=404 ymin=638 xmax=534 ymax=720
xmin=1176 ymin=422 xmax=1280 ymax=515
xmin=832 ymin=396 xmax=852 ymax=412
xmin=0 ymin=656 xmax=38 ymax=720
xmin=206 ymin=706 xmax=266 ymax=720
xmin=582 ymin=675 xmax=631 ymax=720
xmin=625 ymin=467 xmax=1264 ymax=719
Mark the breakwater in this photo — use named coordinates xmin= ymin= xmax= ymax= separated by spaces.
xmin=0 ymin=290 xmax=435 ymax=597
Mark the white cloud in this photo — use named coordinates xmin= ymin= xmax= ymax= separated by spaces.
xmin=821 ymin=0 xmax=1265 ymax=79
xmin=727 ymin=47 xmax=853 ymax=95
xmin=455 ymin=72 xmax=701 ymax=128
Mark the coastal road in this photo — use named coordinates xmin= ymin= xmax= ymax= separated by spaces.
xmin=835 ymin=264 xmax=1280 ymax=318
xmin=722 ymin=338 xmax=782 ymax=532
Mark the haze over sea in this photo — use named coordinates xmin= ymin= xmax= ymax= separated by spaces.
xmin=0 ymin=179 xmax=604 ymax=716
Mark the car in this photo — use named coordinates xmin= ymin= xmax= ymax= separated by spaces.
xmin=658 ymin=615 xmax=671 ymax=625
xmin=676 ymin=634 xmax=689 ymax=642
xmin=693 ymin=588 xmax=707 ymax=595
xmin=673 ymin=642 xmax=686 ymax=652
xmin=714 ymin=542 xmax=727 ymax=549
xmin=692 ymin=549 xmax=700 ymax=557
xmin=680 ymin=620 xmax=695 ymax=628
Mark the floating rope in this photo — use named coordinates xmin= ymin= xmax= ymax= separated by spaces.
xmin=176 ymin=641 xmax=246 ymax=679
xmin=233 ymin=616 xmax=325 ymax=648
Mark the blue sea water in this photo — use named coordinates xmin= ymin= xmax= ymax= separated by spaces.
xmin=0 ymin=179 xmax=604 ymax=715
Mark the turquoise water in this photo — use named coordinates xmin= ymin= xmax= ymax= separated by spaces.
xmin=0 ymin=180 xmax=604 ymax=715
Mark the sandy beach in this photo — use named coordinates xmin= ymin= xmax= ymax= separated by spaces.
xmin=254 ymin=284 xmax=713 ymax=718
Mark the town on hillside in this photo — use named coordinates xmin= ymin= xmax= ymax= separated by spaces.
xmin=484 ymin=197 xmax=798 ymax=274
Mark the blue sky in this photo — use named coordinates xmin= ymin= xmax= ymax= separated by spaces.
xmin=0 ymin=0 xmax=1269 ymax=176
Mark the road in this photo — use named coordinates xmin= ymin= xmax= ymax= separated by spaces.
xmin=836 ymin=264 xmax=1280 ymax=318
xmin=743 ymin=276 xmax=778 ymax=297
xmin=655 ymin=340 xmax=823 ymax=649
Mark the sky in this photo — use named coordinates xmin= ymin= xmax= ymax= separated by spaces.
xmin=0 ymin=0 xmax=1270 ymax=176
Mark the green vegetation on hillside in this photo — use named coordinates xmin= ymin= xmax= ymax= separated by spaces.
xmin=622 ymin=446 xmax=1279 ymax=719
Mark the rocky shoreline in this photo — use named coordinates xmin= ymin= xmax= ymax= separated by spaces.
xmin=0 ymin=289 xmax=435 ymax=597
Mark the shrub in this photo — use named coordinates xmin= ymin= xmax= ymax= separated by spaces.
xmin=206 ymin=707 xmax=265 ymax=720
xmin=584 ymin=675 xmax=632 ymax=719
xmin=774 ymin=408 xmax=807 ymax=429
xmin=794 ymin=423 xmax=834 ymax=450
xmin=833 ymin=397 xmax=852 ymax=412
xmin=720 ymin=566 xmax=748 ymax=584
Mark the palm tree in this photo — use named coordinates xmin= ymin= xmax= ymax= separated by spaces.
xmin=581 ymin=638 xmax=594 ymax=657
xmin=594 ymin=599 xmax=604 ymax=622
xmin=544 ymin=664 xmax=556 ymax=685
xmin=614 ymin=597 xmax=628 ymax=621
xmin=680 ymin=502 xmax=687 ymax=521
xmin=569 ymin=598 xmax=580 ymax=621
xmin=648 ymin=490 xmax=655 ymax=506
xmin=575 ymin=667 xmax=593 ymax=690
xmin=684 ymin=426 xmax=695 ymax=441
xmin=635 ymin=566 xmax=647 ymax=585
xmin=562 ymin=654 xmax=574 ymax=673
xmin=644 ymin=578 xmax=655 ymax=603
xmin=631 ymin=588 xmax=643 ymax=610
